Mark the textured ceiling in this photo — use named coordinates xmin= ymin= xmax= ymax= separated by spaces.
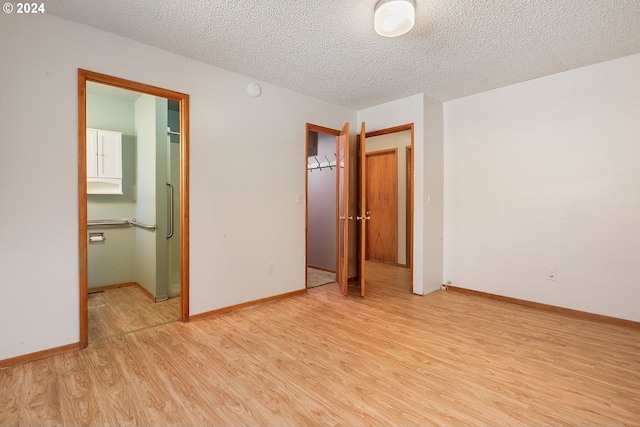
xmin=47 ymin=0 xmax=640 ymax=110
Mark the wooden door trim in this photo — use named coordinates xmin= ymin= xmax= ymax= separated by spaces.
xmin=337 ymin=123 xmax=350 ymax=295
xmin=365 ymin=124 xmax=413 ymax=138
xmin=405 ymin=146 xmax=413 ymax=271
xmin=358 ymin=123 xmax=366 ymax=297
xmin=305 ymin=124 xmax=340 ymax=291
xmin=307 ymin=124 xmax=341 ymax=136
xmin=365 ymin=148 xmax=397 ymax=157
xmin=78 ymin=69 xmax=190 ymax=348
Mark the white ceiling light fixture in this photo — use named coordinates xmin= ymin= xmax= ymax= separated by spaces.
xmin=374 ymin=0 xmax=415 ymax=38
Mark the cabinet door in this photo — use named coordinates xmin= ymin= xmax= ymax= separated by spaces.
xmin=86 ymin=129 xmax=98 ymax=178
xmin=98 ymin=130 xmax=122 ymax=179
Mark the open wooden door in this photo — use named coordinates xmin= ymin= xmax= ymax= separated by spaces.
xmin=337 ymin=123 xmax=350 ymax=296
xmin=357 ymin=122 xmax=368 ymax=297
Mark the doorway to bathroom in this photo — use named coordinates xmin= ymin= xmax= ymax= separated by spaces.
xmin=78 ymin=70 xmax=190 ymax=347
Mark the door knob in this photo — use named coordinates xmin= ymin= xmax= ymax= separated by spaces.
xmin=339 ymin=216 xmax=353 ymax=221
xmin=357 ymin=211 xmax=371 ymax=220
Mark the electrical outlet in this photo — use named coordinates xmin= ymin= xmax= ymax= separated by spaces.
xmin=547 ymin=269 xmax=556 ymax=281
xmin=268 ymin=263 xmax=274 ymax=274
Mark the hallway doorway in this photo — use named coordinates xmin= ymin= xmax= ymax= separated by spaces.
xmin=357 ymin=124 xmax=415 ymax=293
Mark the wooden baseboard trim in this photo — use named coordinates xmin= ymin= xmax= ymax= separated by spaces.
xmin=0 ymin=342 xmax=81 ymax=369
xmin=445 ymin=285 xmax=640 ymax=330
xmin=397 ymin=263 xmax=408 ymax=268
xmin=88 ymin=281 xmax=158 ymax=302
xmin=307 ymin=265 xmax=336 ymax=274
xmin=88 ymin=281 xmax=136 ymax=293
xmin=89 ymin=282 xmax=163 ymax=303
xmin=190 ymin=289 xmax=307 ymax=322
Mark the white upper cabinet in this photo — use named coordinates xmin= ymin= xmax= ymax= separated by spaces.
xmin=86 ymin=128 xmax=99 ymax=178
xmin=87 ymin=128 xmax=123 ymax=194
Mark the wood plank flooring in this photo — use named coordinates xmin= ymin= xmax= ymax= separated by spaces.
xmin=2 ymin=262 xmax=639 ymax=426
xmin=88 ymin=285 xmax=180 ymax=342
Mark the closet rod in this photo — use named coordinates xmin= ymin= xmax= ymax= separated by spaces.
xmin=308 ymin=154 xmax=337 ymax=171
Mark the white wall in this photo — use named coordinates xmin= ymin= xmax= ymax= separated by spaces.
xmin=87 ymin=93 xmax=137 ymax=287
xmin=423 ymin=95 xmax=445 ymax=294
xmin=444 ymin=53 xmax=640 ymax=321
xmin=133 ymin=94 xmax=158 ymax=298
xmin=86 ymin=91 xmax=137 ymax=135
xmin=0 ymin=13 xmax=355 ymax=360
xmin=358 ymin=94 xmax=445 ymax=295
xmin=153 ymin=97 xmax=170 ymax=300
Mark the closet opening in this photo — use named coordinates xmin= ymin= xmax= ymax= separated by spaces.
xmin=304 ymin=122 xmax=414 ymax=296
xmin=305 ymin=124 xmax=340 ymax=289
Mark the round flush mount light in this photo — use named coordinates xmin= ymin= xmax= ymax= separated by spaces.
xmin=247 ymin=82 xmax=261 ymax=97
xmin=374 ymin=0 xmax=415 ymax=37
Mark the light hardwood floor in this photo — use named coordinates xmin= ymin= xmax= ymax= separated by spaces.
xmin=1 ymin=262 xmax=639 ymax=426
xmin=88 ymin=285 xmax=180 ymax=342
